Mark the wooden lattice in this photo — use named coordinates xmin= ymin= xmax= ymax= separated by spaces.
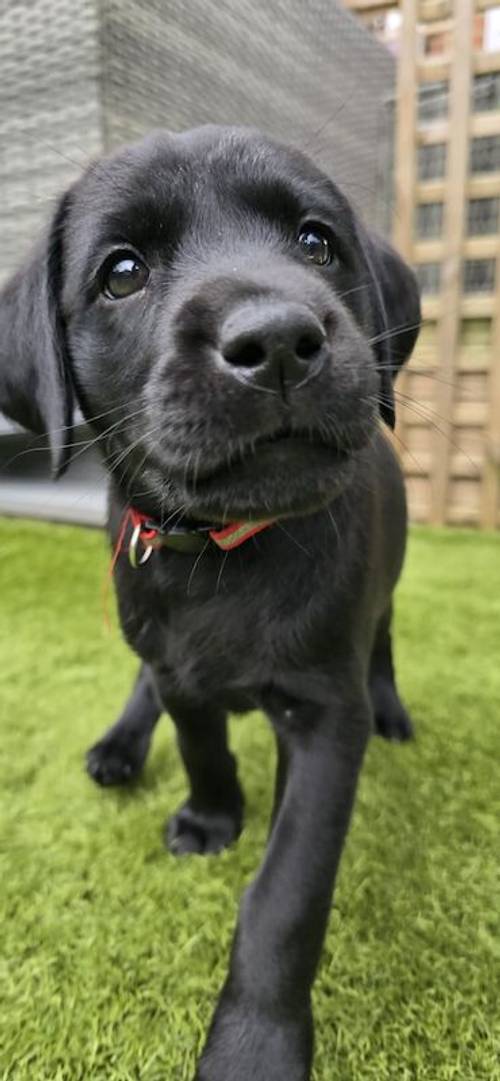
xmin=347 ymin=0 xmax=500 ymax=529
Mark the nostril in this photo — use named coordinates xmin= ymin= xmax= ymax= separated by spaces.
xmin=220 ymin=304 xmax=328 ymax=373
xmin=295 ymin=333 xmax=324 ymax=360
xmin=223 ymin=337 xmax=266 ymax=368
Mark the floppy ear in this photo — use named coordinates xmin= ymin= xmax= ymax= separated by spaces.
xmin=0 ymin=192 xmax=74 ymax=477
xmin=360 ymin=232 xmax=421 ymax=430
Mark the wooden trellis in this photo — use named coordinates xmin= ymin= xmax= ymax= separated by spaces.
xmin=348 ymin=0 xmax=500 ymax=528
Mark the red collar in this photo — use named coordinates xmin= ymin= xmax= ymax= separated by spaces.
xmin=115 ymin=507 xmax=276 ymax=569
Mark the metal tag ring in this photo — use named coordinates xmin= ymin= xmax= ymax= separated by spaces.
xmin=129 ymin=524 xmax=154 ymax=568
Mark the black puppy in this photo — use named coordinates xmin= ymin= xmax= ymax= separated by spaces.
xmin=0 ymin=126 xmax=420 ymax=1081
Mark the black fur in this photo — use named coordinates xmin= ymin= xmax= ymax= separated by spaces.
xmin=0 ymin=126 xmax=420 ymax=1081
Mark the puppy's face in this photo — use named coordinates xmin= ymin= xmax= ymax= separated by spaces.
xmin=1 ymin=127 xmax=420 ymax=521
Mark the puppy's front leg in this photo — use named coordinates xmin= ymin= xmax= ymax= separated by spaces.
xmin=86 ymin=664 xmax=161 ymax=785
xmin=195 ymin=679 xmax=371 ymax=1081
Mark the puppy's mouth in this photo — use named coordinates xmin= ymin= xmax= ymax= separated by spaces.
xmin=250 ymin=424 xmax=334 ymax=450
xmin=203 ymin=423 xmax=348 ymax=478
xmin=166 ymin=423 xmax=355 ymax=521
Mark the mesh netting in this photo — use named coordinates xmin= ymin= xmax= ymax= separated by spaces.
xmin=0 ymin=0 xmax=395 ymax=283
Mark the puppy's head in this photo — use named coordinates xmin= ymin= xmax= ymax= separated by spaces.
xmin=0 ymin=126 xmax=420 ymax=521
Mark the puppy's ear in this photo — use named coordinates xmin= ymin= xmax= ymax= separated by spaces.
xmin=361 ymin=232 xmax=421 ymax=430
xmin=0 ymin=192 xmax=74 ymax=477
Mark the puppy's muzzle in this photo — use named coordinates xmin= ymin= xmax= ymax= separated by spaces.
xmin=220 ymin=301 xmax=329 ymax=390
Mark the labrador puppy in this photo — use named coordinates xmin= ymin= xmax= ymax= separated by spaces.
xmin=0 ymin=126 xmax=420 ymax=1081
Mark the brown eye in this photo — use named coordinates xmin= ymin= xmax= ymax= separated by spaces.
xmin=297 ymin=225 xmax=333 ymax=267
xmin=102 ymin=252 xmax=149 ymax=299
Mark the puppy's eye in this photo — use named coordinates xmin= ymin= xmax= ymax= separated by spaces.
xmin=297 ymin=225 xmax=333 ymax=267
xmin=102 ymin=252 xmax=149 ymax=299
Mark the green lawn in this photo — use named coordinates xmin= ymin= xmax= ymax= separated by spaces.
xmin=0 ymin=519 xmax=499 ymax=1081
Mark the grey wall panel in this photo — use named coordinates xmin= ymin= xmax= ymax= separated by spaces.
xmin=100 ymin=0 xmax=394 ymax=230
xmin=0 ymin=0 xmax=102 ymax=282
xmin=0 ymin=0 xmax=394 ymax=523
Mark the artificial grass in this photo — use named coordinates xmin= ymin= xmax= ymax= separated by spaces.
xmin=0 ymin=519 xmax=499 ymax=1081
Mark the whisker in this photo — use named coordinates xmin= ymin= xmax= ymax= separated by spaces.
xmin=387 ymin=421 xmax=429 ymax=477
xmin=43 ymin=143 xmax=93 ymax=173
xmin=337 ymin=283 xmax=372 ymax=301
xmin=326 ymin=506 xmax=341 ymax=547
xmin=68 ymin=406 xmax=150 ymax=470
xmin=125 ymin=446 xmax=151 ymax=500
xmin=107 ymin=432 xmax=151 ymax=478
xmin=160 ymin=482 xmax=167 ymax=528
xmin=183 ymin=450 xmax=195 ymax=493
xmin=191 ymin=448 xmax=202 ymax=493
xmin=1 ymin=404 xmax=148 ymax=474
xmin=293 ymin=357 xmax=325 ymax=393
xmin=405 ymin=369 xmax=474 ymax=395
xmin=187 ymin=538 xmax=211 ymax=596
xmin=107 ymin=421 xmax=167 ymax=489
xmin=369 ymin=320 xmax=423 ymax=348
xmin=162 ymin=504 xmax=189 ymax=528
xmin=235 ymin=377 xmax=279 ymax=397
xmin=274 ymin=521 xmax=313 ymax=558
xmin=384 ymin=392 xmax=480 ymax=475
xmin=214 ymin=549 xmax=230 ymax=594
xmin=394 ymin=389 xmax=461 ymax=426
xmin=300 ymin=101 xmax=347 ymax=152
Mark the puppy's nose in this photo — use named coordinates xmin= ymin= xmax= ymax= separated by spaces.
xmin=220 ymin=302 xmax=328 ymax=384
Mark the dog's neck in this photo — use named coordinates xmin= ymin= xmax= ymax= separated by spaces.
xmin=122 ymin=505 xmax=276 ymax=567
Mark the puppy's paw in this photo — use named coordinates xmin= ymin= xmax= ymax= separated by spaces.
xmin=371 ymin=680 xmax=414 ymax=742
xmin=86 ymin=730 xmax=151 ymax=786
xmin=166 ymin=800 xmax=243 ymax=856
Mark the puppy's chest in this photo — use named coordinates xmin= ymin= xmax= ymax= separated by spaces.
xmin=123 ymin=555 xmax=324 ymax=700
xmin=165 ymin=588 xmax=304 ymax=694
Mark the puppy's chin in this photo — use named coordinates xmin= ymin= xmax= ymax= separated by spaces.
xmin=148 ymin=439 xmax=357 ymax=522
